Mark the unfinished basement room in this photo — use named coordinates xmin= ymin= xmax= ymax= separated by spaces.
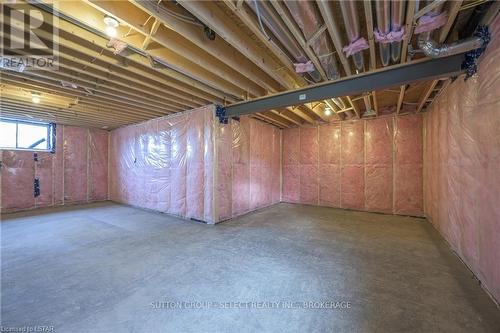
xmin=1 ymin=0 xmax=499 ymax=332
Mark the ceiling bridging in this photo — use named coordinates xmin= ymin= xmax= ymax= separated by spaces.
xmin=0 ymin=0 xmax=496 ymax=129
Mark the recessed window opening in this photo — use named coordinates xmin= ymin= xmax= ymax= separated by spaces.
xmin=0 ymin=118 xmax=55 ymax=152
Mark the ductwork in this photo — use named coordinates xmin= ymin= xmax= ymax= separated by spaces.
xmin=339 ymin=1 xmax=365 ymax=71
xmin=418 ymin=32 xmax=485 ymax=58
xmin=390 ymin=1 xmax=405 ymax=63
xmin=283 ymin=1 xmax=339 ymax=80
xmin=416 ymin=2 xmax=484 ymax=58
xmin=375 ymin=0 xmax=391 ymax=66
xmin=246 ymin=0 xmax=322 ymax=82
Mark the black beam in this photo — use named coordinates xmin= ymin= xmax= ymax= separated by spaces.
xmin=226 ymin=54 xmax=465 ymax=116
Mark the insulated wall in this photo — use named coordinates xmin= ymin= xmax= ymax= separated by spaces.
xmin=1 ymin=126 xmax=109 ymax=213
xmin=109 ymin=108 xmax=281 ymax=224
xmin=423 ymin=17 xmax=500 ymax=303
xmin=283 ymin=114 xmax=423 ymax=216
xmin=109 ymin=105 xmax=216 ymax=223
xmin=217 ymin=117 xmax=281 ymax=221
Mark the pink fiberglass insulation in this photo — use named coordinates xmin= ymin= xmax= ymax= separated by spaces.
xmin=282 ymin=115 xmax=423 ymax=216
xmin=365 ymin=118 xmax=393 ymax=213
xmin=319 ymin=123 xmax=341 ymax=207
xmin=109 ymin=105 xmax=216 ymax=223
xmin=89 ymin=129 xmax=109 ymax=201
xmin=299 ymin=127 xmax=319 ymax=205
xmin=341 ymin=121 xmax=365 ymax=210
xmin=169 ymin=115 xmax=188 ymax=216
xmin=231 ymin=118 xmax=251 ymax=216
xmin=1 ymin=125 xmax=109 ymax=213
xmin=1 ymin=151 xmax=35 ymax=211
xmin=217 ymin=116 xmax=281 ymax=221
xmin=53 ymin=127 xmax=64 ymax=205
xmin=394 ymin=115 xmax=423 ymax=215
xmin=217 ymin=122 xmax=233 ymax=221
xmin=282 ymin=127 xmax=300 ymax=203
xmin=109 ymin=108 xmax=279 ymax=223
xmin=63 ymin=126 xmax=88 ymax=204
xmin=341 ymin=165 xmax=365 ymax=210
xmin=249 ymin=119 xmax=263 ymax=210
xmin=423 ymin=16 xmax=500 ymax=303
xmin=35 ymin=152 xmax=54 ymax=207
xmin=186 ymin=111 xmax=209 ymax=220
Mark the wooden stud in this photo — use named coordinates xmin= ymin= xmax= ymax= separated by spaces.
xmin=372 ymin=91 xmax=379 ymax=116
xmin=396 ymin=85 xmax=406 ymax=114
xmin=346 ymin=96 xmax=360 ymax=118
xmin=417 ymin=80 xmax=439 ymax=113
xmin=316 ymin=0 xmax=352 ymax=76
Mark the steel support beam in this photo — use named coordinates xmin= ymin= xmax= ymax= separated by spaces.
xmin=226 ymin=55 xmax=465 ymax=117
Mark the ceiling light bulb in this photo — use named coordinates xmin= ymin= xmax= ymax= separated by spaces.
xmin=324 ymin=107 xmax=332 ymax=116
xmin=31 ymin=92 xmax=41 ymax=103
xmin=103 ymin=16 xmax=119 ymax=28
xmin=105 ymin=26 xmax=117 ymax=38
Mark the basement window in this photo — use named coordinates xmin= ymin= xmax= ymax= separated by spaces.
xmin=0 ymin=119 xmax=55 ymax=152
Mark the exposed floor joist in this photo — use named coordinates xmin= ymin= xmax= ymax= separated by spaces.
xmin=0 ymin=0 xmax=486 ymax=129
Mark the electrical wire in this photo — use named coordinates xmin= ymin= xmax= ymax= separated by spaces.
xmin=253 ymin=0 xmax=272 ymax=41
xmin=155 ymin=0 xmax=203 ymax=27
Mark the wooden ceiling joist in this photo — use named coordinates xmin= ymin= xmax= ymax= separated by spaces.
xmin=5 ymin=49 xmax=187 ymax=113
xmin=1 ymin=0 xmax=472 ymax=129
xmin=256 ymin=112 xmax=291 ymax=128
xmin=46 ymin=1 xmax=252 ymax=100
xmin=1 ymin=10 xmax=227 ymax=104
xmin=269 ymin=0 xmax=328 ymax=80
xmin=128 ymin=0 xmax=283 ymax=92
xmin=4 ymin=68 xmax=177 ymax=115
xmin=1 ymin=77 xmax=169 ymax=121
xmin=176 ymin=0 xmax=298 ymax=90
xmin=1 ymin=100 xmax=141 ymax=126
xmin=222 ymin=0 xmax=307 ymax=88
xmin=316 ymin=0 xmax=352 ymax=77
xmin=270 ymin=110 xmax=302 ymax=126
xmin=54 ymin=56 xmax=201 ymax=109
xmin=1 ymin=99 xmax=143 ymax=125
xmin=1 ymin=74 xmax=173 ymax=120
xmin=1 ymin=108 xmax=123 ymax=128
xmin=438 ymin=1 xmax=463 ymax=43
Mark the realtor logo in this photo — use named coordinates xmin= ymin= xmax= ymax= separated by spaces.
xmin=1 ymin=1 xmax=59 ymax=71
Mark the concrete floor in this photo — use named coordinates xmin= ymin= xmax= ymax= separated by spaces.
xmin=1 ymin=202 xmax=499 ymax=332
